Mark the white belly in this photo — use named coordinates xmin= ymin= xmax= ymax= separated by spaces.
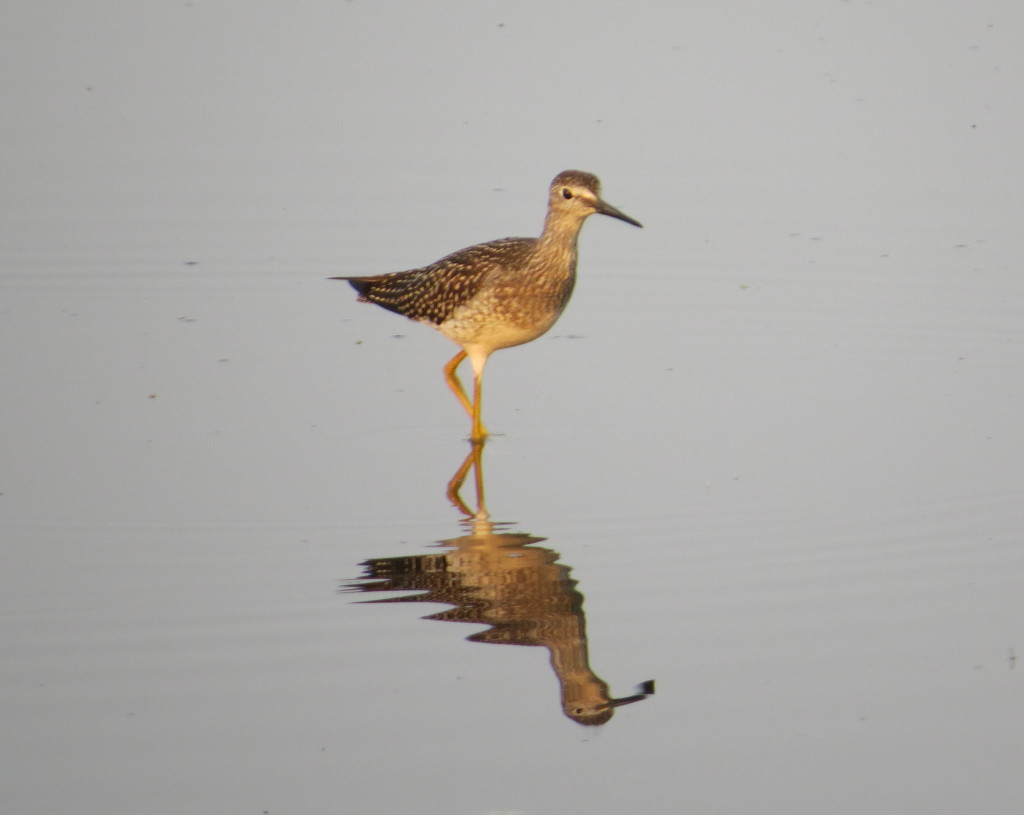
xmin=437 ymin=310 xmax=557 ymax=351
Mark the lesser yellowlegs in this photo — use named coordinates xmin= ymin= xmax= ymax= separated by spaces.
xmin=332 ymin=170 xmax=641 ymax=440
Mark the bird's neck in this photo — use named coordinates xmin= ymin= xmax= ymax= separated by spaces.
xmin=535 ymin=211 xmax=587 ymax=261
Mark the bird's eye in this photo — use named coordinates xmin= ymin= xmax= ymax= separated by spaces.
xmin=561 ymin=188 xmax=573 ymax=200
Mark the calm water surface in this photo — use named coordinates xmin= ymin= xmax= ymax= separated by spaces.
xmin=3 ymin=2 xmax=1023 ymax=814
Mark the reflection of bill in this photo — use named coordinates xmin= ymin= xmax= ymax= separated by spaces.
xmin=343 ymin=441 xmax=654 ymax=725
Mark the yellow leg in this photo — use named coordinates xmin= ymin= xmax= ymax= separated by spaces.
xmin=443 ymin=350 xmax=473 ymax=417
xmin=444 ymin=350 xmax=488 ymax=439
xmin=470 ymin=366 xmax=486 ymax=442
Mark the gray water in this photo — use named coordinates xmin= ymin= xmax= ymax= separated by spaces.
xmin=3 ymin=2 xmax=1023 ymax=813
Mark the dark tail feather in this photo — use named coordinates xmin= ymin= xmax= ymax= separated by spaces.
xmin=329 ymin=276 xmax=371 ymax=296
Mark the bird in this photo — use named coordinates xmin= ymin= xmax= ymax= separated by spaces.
xmin=331 ymin=170 xmax=642 ymax=441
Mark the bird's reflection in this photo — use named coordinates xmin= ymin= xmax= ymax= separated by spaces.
xmin=344 ymin=440 xmax=653 ymax=725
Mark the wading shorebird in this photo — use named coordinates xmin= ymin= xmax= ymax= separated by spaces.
xmin=332 ymin=170 xmax=642 ymax=441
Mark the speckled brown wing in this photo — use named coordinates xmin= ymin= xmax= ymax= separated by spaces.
xmin=335 ymin=237 xmax=536 ymax=327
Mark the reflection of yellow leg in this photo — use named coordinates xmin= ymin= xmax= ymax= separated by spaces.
xmin=444 ymin=350 xmax=488 ymax=439
xmin=472 ymin=439 xmax=488 ymax=518
xmin=445 ymin=443 xmax=476 ymax=516
xmin=445 ymin=438 xmax=488 ymax=519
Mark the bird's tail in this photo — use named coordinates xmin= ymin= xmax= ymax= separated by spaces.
xmin=328 ymin=275 xmax=371 ymax=296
